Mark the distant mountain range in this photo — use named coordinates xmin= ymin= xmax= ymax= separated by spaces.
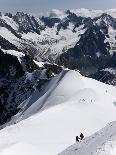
xmin=0 ymin=9 xmax=116 ymax=125
xmin=0 ymin=9 xmax=116 ymax=85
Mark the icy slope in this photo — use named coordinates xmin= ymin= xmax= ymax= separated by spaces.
xmin=0 ymin=70 xmax=116 ymax=155
xmin=60 ymin=121 xmax=116 ymax=155
xmin=14 ymin=69 xmax=85 ymax=121
xmin=18 ymin=69 xmax=116 ymax=121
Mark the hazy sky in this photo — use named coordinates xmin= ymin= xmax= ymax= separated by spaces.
xmin=0 ymin=0 xmax=116 ymax=13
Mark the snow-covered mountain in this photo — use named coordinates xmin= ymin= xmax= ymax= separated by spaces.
xmin=0 ymin=9 xmax=116 ymax=85
xmin=1 ymin=9 xmax=116 ymax=155
xmin=0 ymin=70 xmax=116 ymax=155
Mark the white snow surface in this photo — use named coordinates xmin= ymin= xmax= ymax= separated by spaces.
xmin=33 ymin=60 xmax=45 ymax=68
xmin=0 ymin=70 xmax=116 ymax=155
xmin=60 ymin=121 xmax=116 ymax=155
xmin=1 ymin=15 xmax=19 ymax=31
xmin=0 ymin=27 xmax=19 ymax=45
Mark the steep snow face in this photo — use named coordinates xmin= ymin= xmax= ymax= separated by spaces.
xmin=0 ymin=70 xmax=116 ymax=155
xmin=18 ymin=69 xmax=116 ymax=124
xmin=60 ymin=121 xmax=116 ymax=155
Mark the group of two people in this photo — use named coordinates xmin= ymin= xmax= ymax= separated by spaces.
xmin=76 ymin=133 xmax=84 ymax=142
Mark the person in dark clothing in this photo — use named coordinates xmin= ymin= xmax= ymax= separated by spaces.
xmin=80 ymin=133 xmax=84 ymax=140
xmin=76 ymin=136 xmax=80 ymax=142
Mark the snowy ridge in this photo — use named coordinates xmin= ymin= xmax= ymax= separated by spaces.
xmin=12 ymin=70 xmax=85 ymax=121
xmin=0 ymin=70 xmax=116 ymax=154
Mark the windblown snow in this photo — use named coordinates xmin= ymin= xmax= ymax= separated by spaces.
xmin=0 ymin=70 xmax=116 ymax=155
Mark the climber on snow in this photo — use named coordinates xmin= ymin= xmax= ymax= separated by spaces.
xmin=80 ymin=133 xmax=84 ymax=140
xmin=76 ymin=136 xmax=80 ymax=142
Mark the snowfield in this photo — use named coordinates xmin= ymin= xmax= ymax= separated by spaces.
xmin=0 ymin=70 xmax=116 ymax=155
xmin=60 ymin=121 xmax=116 ymax=155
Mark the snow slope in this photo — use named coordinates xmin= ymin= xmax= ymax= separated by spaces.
xmin=0 ymin=70 xmax=116 ymax=155
xmin=60 ymin=121 xmax=116 ymax=155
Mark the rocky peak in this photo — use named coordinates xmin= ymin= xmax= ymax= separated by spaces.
xmin=94 ymin=13 xmax=116 ymax=29
xmin=4 ymin=13 xmax=13 ymax=18
xmin=41 ymin=16 xmax=61 ymax=28
xmin=13 ymin=12 xmax=41 ymax=34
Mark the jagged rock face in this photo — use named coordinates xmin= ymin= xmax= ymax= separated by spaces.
xmin=0 ymin=50 xmax=31 ymax=124
xmin=41 ymin=16 xmax=61 ymax=28
xmin=90 ymin=70 xmax=116 ymax=85
xmin=13 ymin=12 xmax=42 ymax=34
xmin=66 ymin=10 xmax=83 ymax=24
xmin=55 ymin=11 xmax=84 ymax=34
xmin=0 ymin=49 xmax=33 ymax=124
xmin=56 ymin=24 xmax=110 ymax=73
xmin=0 ymin=11 xmax=114 ymax=56
xmin=55 ymin=14 xmax=116 ymax=84
xmin=4 ymin=13 xmax=13 ymax=18
xmin=0 ymin=49 xmax=24 ymax=78
xmin=74 ymin=24 xmax=110 ymax=57
xmin=0 ymin=75 xmax=34 ymax=125
xmin=94 ymin=13 xmax=116 ymax=29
